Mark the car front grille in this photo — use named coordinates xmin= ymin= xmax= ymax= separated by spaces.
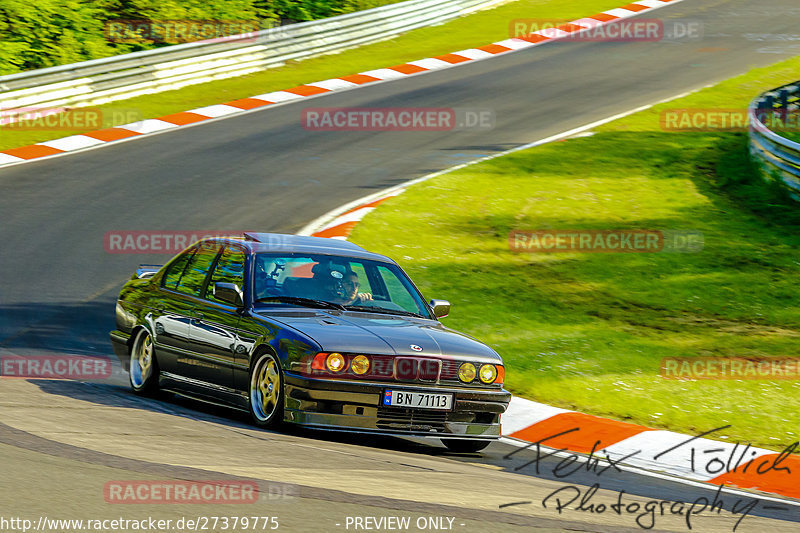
xmin=376 ymin=407 xmax=449 ymax=432
xmin=440 ymin=359 xmax=460 ymax=380
xmin=375 ymin=406 xmax=484 ymax=433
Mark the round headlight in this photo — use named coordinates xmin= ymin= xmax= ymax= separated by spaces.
xmin=458 ymin=362 xmax=476 ymax=383
xmin=479 ymin=364 xmax=498 ymax=384
xmin=326 ymin=352 xmax=346 ymax=372
xmin=350 ymin=355 xmax=370 ymax=375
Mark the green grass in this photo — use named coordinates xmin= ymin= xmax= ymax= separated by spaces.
xmin=773 ymin=119 xmax=800 ymax=144
xmin=351 ymin=55 xmax=800 ymax=449
xmin=0 ymin=0 xmax=626 ymax=151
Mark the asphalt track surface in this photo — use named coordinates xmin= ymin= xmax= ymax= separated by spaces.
xmin=2 ymin=0 xmax=800 ymax=530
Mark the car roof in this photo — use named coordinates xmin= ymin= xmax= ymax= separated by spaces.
xmin=212 ymin=233 xmax=396 ymax=263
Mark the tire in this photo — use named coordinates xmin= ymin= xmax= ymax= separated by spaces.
xmin=441 ymin=439 xmax=491 ymax=453
xmin=249 ymin=352 xmax=284 ymax=428
xmin=129 ymin=329 xmax=159 ymax=394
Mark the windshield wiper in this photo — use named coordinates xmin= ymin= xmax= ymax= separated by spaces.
xmin=255 ymin=296 xmax=345 ymax=311
xmin=344 ymin=305 xmax=425 ymax=318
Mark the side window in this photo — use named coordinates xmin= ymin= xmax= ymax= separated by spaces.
xmin=348 ymin=262 xmax=373 ymax=294
xmin=162 ymin=248 xmax=196 ymax=290
xmin=175 ymin=246 xmax=218 ymax=297
xmin=376 ymin=265 xmax=418 ymax=313
xmin=206 ymin=246 xmax=246 ymax=303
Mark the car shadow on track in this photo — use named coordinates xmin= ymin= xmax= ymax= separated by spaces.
xmin=29 ymin=378 xmax=450 ymax=455
xmin=26 ymin=378 xmax=800 ymax=526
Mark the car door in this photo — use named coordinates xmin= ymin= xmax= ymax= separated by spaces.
xmin=161 ymin=244 xmax=221 ymax=381
xmin=151 ymin=246 xmax=204 ymax=375
xmin=184 ymin=244 xmax=247 ymax=395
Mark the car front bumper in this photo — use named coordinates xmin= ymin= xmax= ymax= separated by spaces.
xmin=283 ymin=373 xmax=511 ymax=439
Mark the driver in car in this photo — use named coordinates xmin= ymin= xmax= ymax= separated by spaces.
xmin=322 ymin=269 xmax=372 ymax=305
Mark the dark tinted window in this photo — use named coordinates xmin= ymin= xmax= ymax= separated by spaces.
xmin=253 ymin=253 xmax=431 ymax=317
xmin=377 ymin=265 xmax=418 ymax=313
xmin=162 ymin=248 xmax=196 ymax=290
xmin=206 ymin=246 xmax=246 ymax=303
xmin=175 ymin=246 xmax=218 ymax=297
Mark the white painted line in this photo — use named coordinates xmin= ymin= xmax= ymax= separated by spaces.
xmin=452 ymin=49 xmax=495 ymax=60
xmin=534 ymin=29 xmax=570 ymax=39
xmin=571 ymin=19 xmax=601 ymax=28
xmin=250 ymin=91 xmax=302 ymax=103
xmin=298 ymin=101 xmax=662 ymax=237
xmin=0 ymin=154 xmax=25 ymax=165
xmin=189 ymin=104 xmax=243 ymax=118
xmin=493 ymin=38 xmax=535 ymax=50
xmin=120 ymin=119 xmax=178 ymax=134
xmin=309 ymin=79 xmax=360 ymax=91
xmin=406 ymin=58 xmax=453 ymax=70
xmin=38 ymin=135 xmax=105 ymax=152
xmin=572 ymin=18 xmax=613 ymax=28
xmin=359 ymin=68 xmax=409 ymax=81
xmin=603 ymin=8 xmax=638 ymax=18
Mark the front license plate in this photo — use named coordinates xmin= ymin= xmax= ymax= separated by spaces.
xmin=383 ymin=390 xmax=453 ymax=410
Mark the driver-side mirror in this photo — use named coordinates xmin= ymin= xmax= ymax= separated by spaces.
xmin=214 ymin=282 xmax=243 ymax=306
xmin=429 ymin=299 xmax=450 ymax=318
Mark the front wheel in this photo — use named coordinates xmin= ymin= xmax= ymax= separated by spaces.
xmin=441 ymin=439 xmax=491 ymax=453
xmin=130 ymin=329 xmax=159 ymax=394
xmin=249 ymin=352 xmax=284 ymax=428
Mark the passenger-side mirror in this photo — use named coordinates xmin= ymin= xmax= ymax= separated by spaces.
xmin=429 ymin=299 xmax=450 ymax=318
xmin=215 ymin=282 xmax=243 ymax=306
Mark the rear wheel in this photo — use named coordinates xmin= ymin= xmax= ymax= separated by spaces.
xmin=441 ymin=439 xmax=491 ymax=453
xmin=249 ymin=352 xmax=284 ymax=428
xmin=130 ymin=329 xmax=159 ymax=394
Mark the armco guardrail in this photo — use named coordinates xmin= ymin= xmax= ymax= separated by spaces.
xmin=0 ymin=0 xmax=498 ymax=115
xmin=749 ymin=81 xmax=800 ymax=200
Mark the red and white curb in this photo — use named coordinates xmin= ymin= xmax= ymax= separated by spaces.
xmin=301 ymin=187 xmax=800 ymax=502
xmin=0 ymin=0 xmax=686 ymax=169
xmin=298 ymin=126 xmax=800 ymax=505
xmin=502 ymin=397 xmax=800 ymax=501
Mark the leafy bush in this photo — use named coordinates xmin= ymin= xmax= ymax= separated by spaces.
xmin=0 ymin=0 xmax=121 ymax=75
xmin=0 ymin=0 xmax=403 ymax=75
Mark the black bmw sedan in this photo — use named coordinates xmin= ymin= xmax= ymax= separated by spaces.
xmin=110 ymin=232 xmax=510 ymax=452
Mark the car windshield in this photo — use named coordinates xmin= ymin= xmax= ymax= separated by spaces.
xmin=252 ymin=253 xmax=431 ymax=318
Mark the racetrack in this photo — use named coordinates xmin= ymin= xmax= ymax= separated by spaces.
xmin=2 ymin=0 xmax=800 ymax=530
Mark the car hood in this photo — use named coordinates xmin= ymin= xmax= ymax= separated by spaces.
xmin=256 ymin=309 xmax=501 ymax=363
